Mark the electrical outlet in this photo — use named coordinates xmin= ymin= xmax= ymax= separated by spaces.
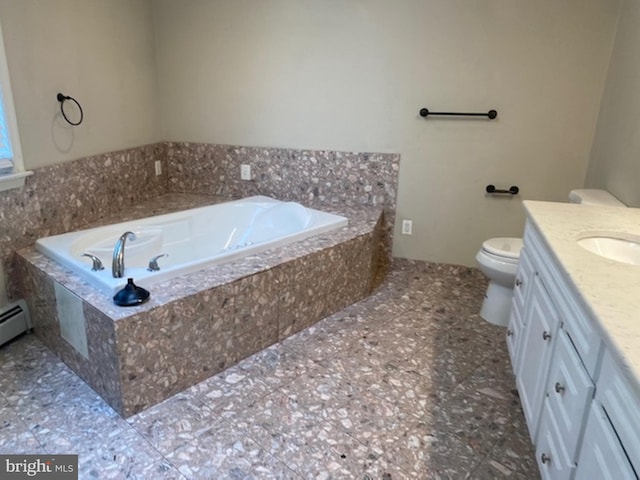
xmin=240 ymin=164 xmax=251 ymax=180
xmin=402 ymin=219 xmax=413 ymax=235
xmin=154 ymin=160 xmax=162 ymax=176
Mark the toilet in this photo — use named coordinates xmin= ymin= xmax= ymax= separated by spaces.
xmin=476 ymin=189 xmax=625 ymax=327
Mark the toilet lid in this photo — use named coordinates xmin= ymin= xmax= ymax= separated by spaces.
xmin=482 ymin=237 xmax=523 ymax=259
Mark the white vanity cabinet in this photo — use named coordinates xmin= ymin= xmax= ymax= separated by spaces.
xmin=509 ymin=218 xmax=640 ymax=480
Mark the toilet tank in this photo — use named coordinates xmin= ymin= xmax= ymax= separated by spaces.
xmin=568 ymin=189 xmax=626 ymax=207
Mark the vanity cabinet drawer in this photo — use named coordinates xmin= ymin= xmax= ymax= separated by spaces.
xmin=540 ymin=330 xmax=594 ymax=458
xmin=574 ymin=403 xmax=636 ymax=480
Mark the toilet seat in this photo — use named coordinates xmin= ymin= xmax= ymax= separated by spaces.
xmin=481 ymin=237 xmax=523 ymax=261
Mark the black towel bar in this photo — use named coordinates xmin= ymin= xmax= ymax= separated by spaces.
xmin=419 ymin=108 xmax=497 ymax=119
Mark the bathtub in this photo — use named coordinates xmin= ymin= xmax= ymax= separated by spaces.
xmin=35 ymin=195 xmax=348 ymax=296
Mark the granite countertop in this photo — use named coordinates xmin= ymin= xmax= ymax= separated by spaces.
xmin=523 ymin=200 xmax=640 ymax=393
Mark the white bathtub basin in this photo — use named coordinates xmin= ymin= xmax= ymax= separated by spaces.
xmin=36 ymin=196 xmax=348 ymax=296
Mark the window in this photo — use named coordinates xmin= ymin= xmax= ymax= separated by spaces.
xmin=0 ymin=89 xmax=15 ymax=173
xmin=0 ymin=18 xmax=31 ymax=191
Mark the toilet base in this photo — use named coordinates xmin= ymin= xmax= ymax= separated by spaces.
xmin=479 ymin=281 xmax=513 ymax=327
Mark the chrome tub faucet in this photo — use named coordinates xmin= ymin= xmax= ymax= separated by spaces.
xmin=112 ymin=231 xmax=136 ymax=278
xmin=82 ymin=253 xmax=104 ymax=271
xmin=147 ymin=253 xmax=168 ymax=272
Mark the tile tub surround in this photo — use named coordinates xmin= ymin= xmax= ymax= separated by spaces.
xmin=165 ymin=142 xmax=400 ymax=261
xmin=0 ymin=259 xmax=537 ymax=478
xmin=13 ymin=193 xmax=385 ymax=417
xmin=1 ymin=140 xmax=399 ymax=304
xmin=0 ymin=143 xmax=169 ymax=296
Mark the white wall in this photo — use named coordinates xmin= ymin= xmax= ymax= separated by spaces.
xmin=155 ymin=0 xmax=620 ymax=265
xmin=0 ymin=1 xmax=622 ymax=268
xmin=585 ymin=0 xmax=640 ymax=207
xmin=0 ymin=0 xmax=159 ymax=169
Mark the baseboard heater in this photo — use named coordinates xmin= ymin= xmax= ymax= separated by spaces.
xmin=0 ymin=300 xmax=32 ymax=347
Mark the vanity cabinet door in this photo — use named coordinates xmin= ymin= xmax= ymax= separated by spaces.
xmin=596 ymin=350 xmax=640 ymax=473
xmin=516 ymin=274 xmax=560 ymax=442
xmin=539 ymin=331 xmax=594 ymax=465
xmin=574 ymin=404 xmax=636 ymax=480
xmin=536 ymin=402 xmax=575 ymax=480
xmin=507 ymin=248 xmax=535 ymax=372
xmin=513 ymin=247 xmax=534 ymax=315
xmin=506 ymin=307 xmax=523 ymax=374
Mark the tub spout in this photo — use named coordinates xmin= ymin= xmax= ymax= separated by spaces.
xmin=112 ymin=231 xmax=137 ymax=278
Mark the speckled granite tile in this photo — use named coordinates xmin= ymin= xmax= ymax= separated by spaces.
xmin=4 ymin=357 xmax=105 ymax=420
xmin=466 ymin=460 xmax=531 ymax=480
xmin=19 ymin=392 xmax=122 ymax=454
xmin=186 ymin=364 xmax=276 ymax=417
xmin=0 ymin=335 xmax=61 ymax=394
xmin=207 ymin=442 xmax=302 ymax=480
xmin=223 ymin=394 xmax=399 ymax=480
xmin=356 ymin=280 xmax=421 ymax=321
xmin=418 ymin=340 xmax=488 ymax=400
xmin=275 ymin=364 xmax=362 ymax=415
xmin=117 ymin=460 xmax=187 ymax=480
xmin=15 ymin=198 xmax=382 ymax=322
xmin=383 ymin=419 xmax=483 ymax=479
xmin=276 ymin=236 xmax=374 ymax=341
xmin=0 ymin=409 xmax=44 ymax=454
xmin=165 ymin=142 xmax=399 ymax=213
xmin=1 ymin=143 xmax=168 ymax=298
xmin=126 ymin=392 xmax=216 ymax=454
xmin=234 ymin=342 xmax=318 ymax=390
xmin=427 ymin=362 xmax=524 ymax=462
xmin=233 ymin=270 xmax=281 ymax=337
xmin=14 ymin=188 xmax=384 ymax=416
xmin=165 ymin=142 xmax=398 ymax=277
xmin=234 ymin=320 xmax=280 ymax=366
xmin=163 ymin=421 xmax=297 ymax=480
xmin=278 ymin=324 xmax=362 ymax=365
xmin=470 ymin=424 xmax=538 ymax=478
xmin=71 ymin=423 xmax=166 ymax=478
xmin=1 ymin=259 xmax=538 ymax=479
xmin=363 ymin=368 xmax=440 ymax=420
xmin=10 ymin=260 xmax=125 ymax=413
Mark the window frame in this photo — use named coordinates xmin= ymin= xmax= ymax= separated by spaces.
xmin=0 ymin=18 xmax=32 ymax=192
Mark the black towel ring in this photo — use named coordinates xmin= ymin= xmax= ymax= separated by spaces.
xmin=57 ymin=93 xmax=84 ymax=126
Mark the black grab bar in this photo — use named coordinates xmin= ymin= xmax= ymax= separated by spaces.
xmin=419 ymin=108 xmax=497 ymax=119
xmin=486 ymin=185 xmax=519 ymax=195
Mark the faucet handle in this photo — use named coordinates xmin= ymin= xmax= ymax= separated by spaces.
xmin=82 ymin=253 xmax=104 ymax=271
xmin=148 ymin=254 xmax=168 ymax=272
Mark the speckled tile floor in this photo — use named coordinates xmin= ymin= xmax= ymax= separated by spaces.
xmin=0 ymin=259 xmax=537 ymax=479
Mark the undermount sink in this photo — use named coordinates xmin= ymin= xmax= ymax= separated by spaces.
xmin=577 ymin=233 xmax=640 ymax=266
